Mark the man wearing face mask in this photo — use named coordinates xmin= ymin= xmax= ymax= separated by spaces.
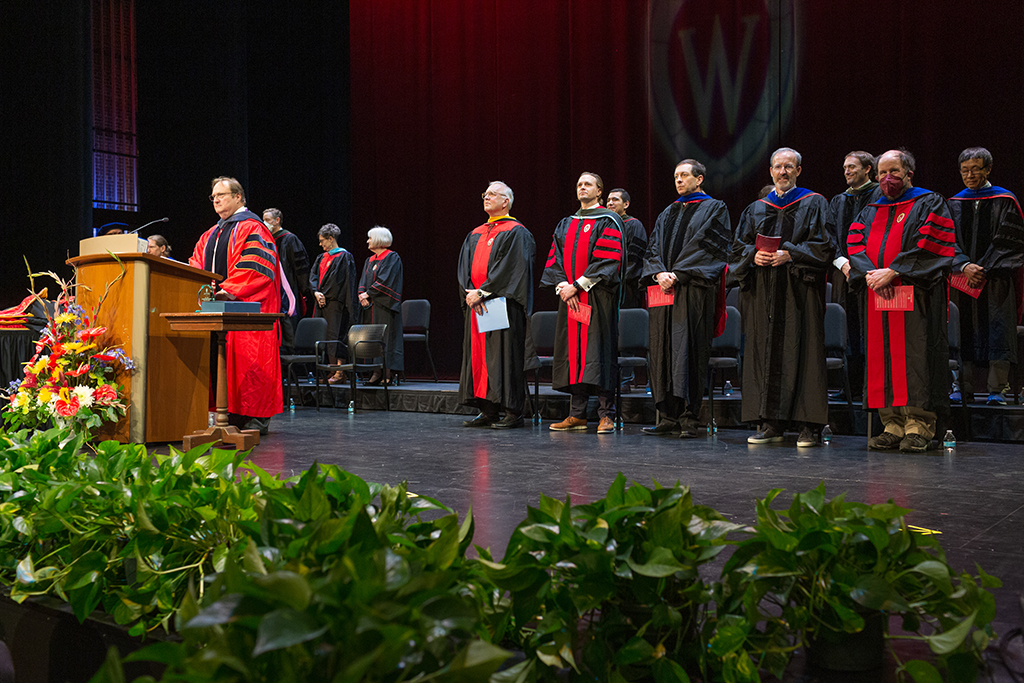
xmin=947 ymin=148 xmax=1024 ymax=405
xmin=847 ymin=149 xmax=955 ymax=452
xmin=730 ymin=148 xmax=834 ymax=448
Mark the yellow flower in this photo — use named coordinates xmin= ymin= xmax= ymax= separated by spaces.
xmin=38 ymin=387 xmax=53 ymax=404
xmin=54 ymin=313 xmax=76 ymax=325
xmin=63 ymin=342 xmax=95 ymax=354
xmin=30 ymin=356 xmax=49 ymax=374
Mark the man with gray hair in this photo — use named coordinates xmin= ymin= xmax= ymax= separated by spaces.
xmin=847 ymin=149 xmax=954 ymax=452
xmin=730 ymin=147 xmax=834 ymax=447
xmin=948 ymin=147 xmax=1024 ymax=405
xmin=458 ymin=181 xmax=536 ymax=429
xmin=263 ymin=207 xmax=311 ymax=353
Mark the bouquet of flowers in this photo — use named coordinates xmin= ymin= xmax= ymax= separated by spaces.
xmin=3 ymin=268 xmax=132 ymax=437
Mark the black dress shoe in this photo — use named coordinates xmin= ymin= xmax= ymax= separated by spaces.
xmin=642 ymin=421 xmax=680 ymax=436
xmin=462 ymin=413 xmax=495 ymax=428
xmin=490 ymin=413 xmax=524 ymax=429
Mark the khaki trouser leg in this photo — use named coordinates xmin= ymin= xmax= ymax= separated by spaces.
xmin=879 ymin=406 xmax=936 ymax=440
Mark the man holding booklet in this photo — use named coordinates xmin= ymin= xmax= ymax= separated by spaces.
xmin=730 ymin=148 xmax=834 ymax=447
xmin=947 ymin=147 xmax=1024 ymax=405
xmin=541 ymin=172 xmax=624 ymax=434
xmin=642 ymin=159 xmax=732 ymax=438
xmin=458 ymin=181 xmax=536 ymax=429
xmin=847 ymin=149 xmax=954 ymax=452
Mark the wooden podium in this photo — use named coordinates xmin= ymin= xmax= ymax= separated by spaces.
xmin=68 ymin=253 xmax=220 ymax=443
xmin=162 ymin=312 xmax=282 ymax=450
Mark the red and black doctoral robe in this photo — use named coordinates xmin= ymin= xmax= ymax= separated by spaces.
xmin=310 ymin=248 xmax=357 ymax=360
xmin=730 ymin=187 xmax=834 ymax=426
xmin=189 ymin=210 xmax=282 ymax=418
xmin=358 ymin=249 xmax=404 ymax=371
xmin=643 ymin=192 xmax=732 ymax=416
xmin=847 ymin=187 xmax=953 ymax=412
xmin=948 ymin=186 xmax=1024 ymax=364
xmin=540 ymin=207 xmax=623 ymax=393
xmin=457 ymin=218 xmax=536 ymax=412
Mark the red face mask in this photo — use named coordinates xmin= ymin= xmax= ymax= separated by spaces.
xmin=880 ymin=175 xmax=905 ymax=198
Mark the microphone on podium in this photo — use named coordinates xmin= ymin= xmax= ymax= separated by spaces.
xmin=130 ymin=217 xmax=170 ymax=234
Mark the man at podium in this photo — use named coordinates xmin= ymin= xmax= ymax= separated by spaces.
xmin=189 ymin=176 xmax=282 ymax=435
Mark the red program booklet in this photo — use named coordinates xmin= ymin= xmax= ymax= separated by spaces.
xmin=647 ymin=285 xmax=675 ymax=307
xmin=949 ymin=272 xmax=984 ymax=299
xmin=871 ymin=286 xmax=914 ymax=311
xmin=568 ymin=302 xmax=592 ymax=325
xmin=755 ymin=233 xmax=782 ymax=252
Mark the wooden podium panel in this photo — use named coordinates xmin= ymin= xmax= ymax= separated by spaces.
xmin=69 ymin=254 xmax=220 ymax=443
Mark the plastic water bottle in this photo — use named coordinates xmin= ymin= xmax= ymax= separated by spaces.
xmin=289 ymin=398 xmax=295 ymax=413
xmin=943 ymin=429 xmax=956 ymax=451
xmin=348 ymin=400 xmax=355 ymax=414
xmin=724 ymin=380 xmax=733 ymax=396
xmin=707 ymin=418 xmax=718 ymax=435
xmin=821 ymin=424 xmax=833 ymax=445
xmin=532 ymin=413 xmax=541 ymax=425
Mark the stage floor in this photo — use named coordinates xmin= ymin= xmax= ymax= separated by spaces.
xmin=243 ymin=405 xmax=1024 ymax=681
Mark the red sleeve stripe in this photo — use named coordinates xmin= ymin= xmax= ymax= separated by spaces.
xmin=848 ymin=245 xmax=866 ymax=255
xmin=595 ymin=238 xmax=621 ymax=250
xmin=593 ymin=249 xmax=622 ymax=261
xmin=919 ymin=223 xmax=955 ymax=243
xmin=926 ymin=212 xmax=955 ymax=230
xmin=545 ymin=242 xmax=557 ymax=268
xmin=917 ymin=239 xmax=954 ymax=257
xmin=371 ymin=282 xmax=401 ymax=301
xmin=602 ymin=227 xmax=622 ymax=239
xmin=847 ymin=233 xmax=864 ymax=244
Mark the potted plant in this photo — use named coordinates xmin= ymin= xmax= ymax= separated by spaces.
xmin=708 ymin=483 xmax=1000 ymax=682
xmin=481 ymin=473 xmax=742 ymax=682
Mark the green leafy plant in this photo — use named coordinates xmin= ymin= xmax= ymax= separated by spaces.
xmin=0 ymin=427 xmax=259 ymax=634
xmin=709 ymin=483 xmax=1001 ymax=683
xmin=481 ymin=473 xmax=742 ymax=683
xmin=92 ymin=463 xmax=509 ymax=683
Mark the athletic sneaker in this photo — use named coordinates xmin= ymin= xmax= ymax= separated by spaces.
xmin=796 ymin=426 xmax=819 ymax=448
xmin=747 ymin=423 xmax=783 ymax=444
xmin=987 ymin=392 xmax=1007 ymax=406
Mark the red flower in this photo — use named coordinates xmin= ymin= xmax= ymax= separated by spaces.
xmin=93 ymin=384 xmax=118 ymax=404
xmin=21 ymin=374 xmax=37 ymax=389
xmin=66 ymin=363 xmax=90 ymax=377
xmin=77 ymin=326 xmax=107 ymax=340
xmin=55 ymin=393 xmax=80 ymax=417
xmin=91 ymin=353 xmax=116 ymax=362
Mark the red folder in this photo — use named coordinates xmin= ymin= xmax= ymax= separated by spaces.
xmin=647 ymin=285 xmax=675 ymax=307
xmin=568 ymin=302 xmax=591 ymax=325
xmin=755 ymin=234 xmax=782 ymax=252
xmin=871 ymin=286 xmax=914 ymax=312
xmin=949 ymin=272 xmax=984 ymax=299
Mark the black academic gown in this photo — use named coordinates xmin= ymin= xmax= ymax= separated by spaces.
xmin=828 ymin=183 xmax=882 ymax=388
xmin=358 ymin=250 xmax=404 ymax=371
xmin=643 ymin=193 xmax=731 ymax=419
xmin=948 ymin=186 xmax=1024 ymax=363
xmin=310 ymin=249 xmax=357 ymax=360
xmin=541 ymin=207 xmax=624 ymax=393
xmin=730 ymin=188 xmax=834 ymax=426
xmin=621 ymin=215 xmax=649 ymax=309
xmin=457 ymin=218 xmax=536 ymax=413
xmin=847 ymin=187 xmax=953 ymax=414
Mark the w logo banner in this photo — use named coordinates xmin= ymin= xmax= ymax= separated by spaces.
xmin=649 ymin=0 xmax=799 ymax=191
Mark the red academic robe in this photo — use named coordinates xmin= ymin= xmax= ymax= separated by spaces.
xmin=190 ymin=213 xmax=282 ymax=418
xmin=847 ymin=188 xmax=952 ymax=412
xmin=540 ymin=208 xmax=623 ymax=392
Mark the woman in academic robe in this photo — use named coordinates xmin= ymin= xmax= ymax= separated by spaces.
xmin=358 ymin=225 xmax=404 ymax=385
xmin=309 ymin=223 xmax=357 ymax=384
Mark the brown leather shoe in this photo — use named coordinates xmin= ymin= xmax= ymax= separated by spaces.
xmin=550 ymin=416 xmax=587 ymax=431
xmin=597 ymin=416 xmax=615 ymax=434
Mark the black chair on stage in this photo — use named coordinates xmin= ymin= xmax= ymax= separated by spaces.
xmin=530 ymin=311 xmax=558 ymax=422
xmin=824 ymin=303 xmax=854 ymax=419
xmin=280 ymin=317 xmax=328 ymax=404
xmin=615 ymin=308 xmax=649 ymax=430
xmin=706 ymin=305 xmax=741 ymax=430
xmin=725 ymin=286 xmax=739 ymax=309
xmin=401 ymin=299 xmax=438 ymax=382
xmin=315 ymin=324 xmax=389 ymax=413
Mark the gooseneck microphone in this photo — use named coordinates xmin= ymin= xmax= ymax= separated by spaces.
xmin=130 ymin=217 xmax=170 ymax=234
